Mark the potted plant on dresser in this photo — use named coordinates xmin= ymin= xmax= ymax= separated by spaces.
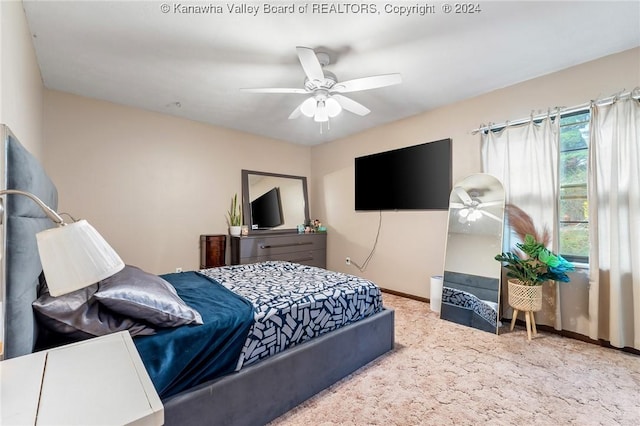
xmin=494 ymin=205 xmax=574 ymax=340
xmin=227 ymin=193 xmax=242 ymax=237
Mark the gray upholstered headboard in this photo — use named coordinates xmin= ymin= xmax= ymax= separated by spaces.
xmin=1 ymin=124 xmax=58 ymax=359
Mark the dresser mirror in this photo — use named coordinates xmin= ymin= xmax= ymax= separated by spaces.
xmin=440 ymin=173 xmax=505 ymax=334
xmin=241 ymin=170 xmax=310 ymax=234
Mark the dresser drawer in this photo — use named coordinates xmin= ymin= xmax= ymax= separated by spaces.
xmin=238 ymin=234 xmax=325 ymax=258
xmin=241 ymin=249 xmax=326 ymax=268
xmin=231 ymin=233 xmax=327 ymax=268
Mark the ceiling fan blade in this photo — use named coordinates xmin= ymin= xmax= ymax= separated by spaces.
xmin=240 ymin=87 xmax=308 ymax=94
xmin=296 ymin=46 xmax=324 ymax=87
xmin=477 ymin=200 xmax=503 ymax=209
xmin=453 ymin=187 xmax=474 ymax=206
xmin=288 ymin=105 xmax=302 ymax=119
xmin=449 ymin=202 xmax=465 ymax=209
xmin=480 ymin=210 xmax=502 ymax=222
xmin=332 ymin=94 xmax=370 ymax=116
xmin=331 ymin=73 xmax=402 ymax=93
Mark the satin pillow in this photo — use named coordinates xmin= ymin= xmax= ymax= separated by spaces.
xmin=33 ymin=284 xmax=156 ymax=338
xmin=94 ymin=265 xmax=203 ymax=327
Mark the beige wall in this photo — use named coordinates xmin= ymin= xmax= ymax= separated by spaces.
xmin=42 ymin=48 xmax=638 ymax=338
xmin=43 ymin=90 xmax=311 ymax=274
xmin=0 ymin=0 xmax=44 ymax=157
xmin=310 ymin=47 xmax=639 ymax=334
xmin=0 ymin=0 xmax=44 ymax=357
xmin=1 ymin=0 xmax=637 ymax=347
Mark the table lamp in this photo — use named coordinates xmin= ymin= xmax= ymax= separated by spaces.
xmin=0 ymin=189 xmax=124 ymax=296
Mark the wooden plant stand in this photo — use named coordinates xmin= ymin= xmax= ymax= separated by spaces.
xmin=510 ymin=308 xmax=538 ymax=340
xmin=508 ymin=279 xmax=543 ymax=341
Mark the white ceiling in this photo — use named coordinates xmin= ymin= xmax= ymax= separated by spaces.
xmin=23 ymin=1 xmax=640 ymax=146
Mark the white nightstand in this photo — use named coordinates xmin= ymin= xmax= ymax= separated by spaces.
xmin=0 ymin=331 xmax=163 ymax=425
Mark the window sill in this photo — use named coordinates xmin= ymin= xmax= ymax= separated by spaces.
xmin=571 ymin=261 xmax=589 ymax=271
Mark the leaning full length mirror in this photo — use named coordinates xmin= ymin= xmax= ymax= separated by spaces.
xmin=440 ymin=173 xmax=505 ymax=334
xmin=241 ymin=170 xmax=310 ymax=234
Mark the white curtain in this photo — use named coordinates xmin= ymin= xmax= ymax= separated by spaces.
xmin=588 ymin=92 xmax=640 ymax=350
xmin=481 ymin=116 xmax=562 ymax=328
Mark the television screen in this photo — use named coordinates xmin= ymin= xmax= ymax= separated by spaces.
xmin=355 ymin=138 xmax=452 ymax=210
xmin=250 ymin=187 xmax=284 ymax=228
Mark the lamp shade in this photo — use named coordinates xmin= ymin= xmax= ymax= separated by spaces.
xmin=36 ymin=220 xmax=124 ymax=296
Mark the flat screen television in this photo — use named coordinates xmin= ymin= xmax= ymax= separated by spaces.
xmin=250 ymin=187 xmax=284 ymax=228
xmin=355 ymin=138 xmax=452 ymax=211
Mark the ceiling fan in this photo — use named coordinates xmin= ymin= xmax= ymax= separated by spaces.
xmin=241 ymin=46 xmax=402 ymax=123
xmin=450 ymin=186 xmax=502 ymax=224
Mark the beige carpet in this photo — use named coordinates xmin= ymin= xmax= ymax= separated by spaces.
xmin=270 ymin=293 xmax=640 ymax=425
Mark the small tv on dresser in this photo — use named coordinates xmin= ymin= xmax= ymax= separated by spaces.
xmin=355 ymin=138 xmax=452 ymax=211
xmin=250 ymin=187 xmax=284 ymax=229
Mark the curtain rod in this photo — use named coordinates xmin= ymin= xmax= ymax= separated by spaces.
xmin=471 ymin=88 xmax=640 ymax=134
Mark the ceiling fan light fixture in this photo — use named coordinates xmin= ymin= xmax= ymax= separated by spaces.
xmin=314 ymin=102 xmax=329 ymax=122
xmin=325 ymin=97 xmax=342 ymax=117
xmin=300 ymin=97 xmax=317 ymax=117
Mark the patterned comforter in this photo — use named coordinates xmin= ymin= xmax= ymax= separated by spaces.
xmin=441 ymin=286 xmax=498 ymax=327
xmin=200 ymin=261 xmax=383 ymax=369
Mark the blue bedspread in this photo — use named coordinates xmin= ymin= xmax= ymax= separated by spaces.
xmin=133 ymin=272 xmax=254 ymax=398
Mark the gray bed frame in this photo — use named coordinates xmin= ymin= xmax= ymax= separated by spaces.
xmin=0 ymin=124 xmax=395 ymax=425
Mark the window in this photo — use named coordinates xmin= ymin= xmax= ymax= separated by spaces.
xmin=558 ymin=110 xmax=590 ymax=263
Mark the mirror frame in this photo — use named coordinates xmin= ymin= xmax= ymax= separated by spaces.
xmin=241 ymin=169 xmax=310 ymax=235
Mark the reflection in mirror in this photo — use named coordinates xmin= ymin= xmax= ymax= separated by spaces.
xmin=440 ymin=173 xmax=505 ymax=334
xmin=241 ymin=170 xmax=310 ymax=234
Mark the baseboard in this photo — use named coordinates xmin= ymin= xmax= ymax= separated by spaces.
xmin=507 ymin=318 xmax=640 ymax=356
xmin=383 ymin=289 xmax=639 ymax=356
xmin=380 ymin=287 xmax=429 ymax=303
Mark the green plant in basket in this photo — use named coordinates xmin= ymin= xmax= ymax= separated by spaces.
xmin=495 ymin=234 xmax=574 ymax=286
xmin=227 ymin=193 xmax=242 ymax=226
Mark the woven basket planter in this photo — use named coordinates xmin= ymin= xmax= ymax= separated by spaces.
xmin=508 ymin=279 xmax=542 ymax=312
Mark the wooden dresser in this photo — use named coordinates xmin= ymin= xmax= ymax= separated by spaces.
xmin=200 ymin=234 xmax=227 ymax=268
xmin=230 ymin=233 xmax=326 ymax=268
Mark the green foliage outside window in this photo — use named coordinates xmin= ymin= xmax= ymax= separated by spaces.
xmin=558 ymin=111 xmax=590 ymax=262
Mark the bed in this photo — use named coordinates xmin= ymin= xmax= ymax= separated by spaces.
xmin=440 ymin=270 xmax=500 ymax=333
xmin=0 ymin=124 xmax=395 ymax=425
